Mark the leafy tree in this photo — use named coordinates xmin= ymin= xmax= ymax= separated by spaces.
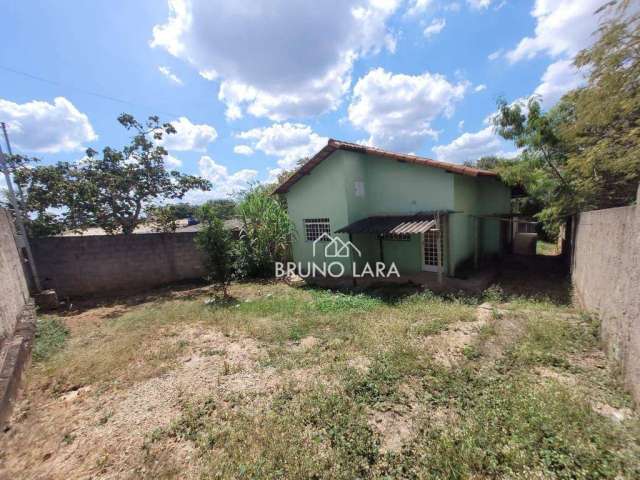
xmin=11 ymin=114 xmax=212 ymax=235
xmin=562 ymin=1 xmax=640 ymax=210
xmin=168 ymin=202 xmax=198 ymax=220
xmin=146 ymin=204 xmax=180 ymax=233
xmin=236 ymin=184 xmax=295 ymax=277
xmin=492 ymin=97 xmax=572 ymax=236
xmin=1 ymin=154 xmax=66 ymax=236
xmin=464 ymin=155 xmax=504 ymax=171
xmin=197 ymin=199 xmax=236 ymax=221
xmin=271 ymin=157 xmax=309 ymax=191
xmin=195 ymin=203 xmax=238 ymax=297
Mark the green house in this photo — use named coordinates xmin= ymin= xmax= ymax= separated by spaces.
xmin=274 ymin=139 xmax=511 ymax=282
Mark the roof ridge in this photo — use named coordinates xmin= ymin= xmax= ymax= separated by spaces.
xmin=274 ymin=138 xmax=498 ymax=194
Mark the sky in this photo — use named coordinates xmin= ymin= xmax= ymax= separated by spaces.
xmin=0 ymin=0 xmax=605 ymax=202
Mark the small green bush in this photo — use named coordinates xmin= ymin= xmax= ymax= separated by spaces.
xmin=33 ymin=317 xmax=69 ymax=362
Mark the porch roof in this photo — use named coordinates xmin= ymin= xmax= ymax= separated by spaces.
xmin=335 ymin=213 xmax=446 ymax=235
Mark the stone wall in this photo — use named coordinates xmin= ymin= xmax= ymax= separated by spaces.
xmin=0 ymin=208 xmax=35 ymax=426
xmin=0 ymin=209 xmax=30 ymax=340
xmin=31 ymin=232 xmax=206 ymax=298
xmin=572 ymin=187 xmax=640 ymax=403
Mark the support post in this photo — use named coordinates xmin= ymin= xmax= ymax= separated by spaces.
xmin=436 ymin=212 xmax=443 ymax=285
xmin=378 ymin=234 xmax=384 ymax=263
xmin=0 ymin=124 xmax=41 ymax=292
xmin=349 ymin=233 xmax=356 ymax=287
xmin=442 ymin=213 xmax=449 ymax=277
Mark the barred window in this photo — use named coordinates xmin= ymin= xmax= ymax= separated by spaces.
xmin=304 ymin=218 xmax=331 ymax=241
xmin=517 ymin=222 xmax=537 ymax=234
xmin=382 ymin=233 xmax=411 ymax=241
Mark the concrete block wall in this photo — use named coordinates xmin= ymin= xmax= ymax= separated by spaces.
xmin=572 ymin=187 xmax=640 ymax=404
xmin=31 ymin=232 xmax=206 ymax=298
xmin=0 ymin=209 xmax=30 ymax=340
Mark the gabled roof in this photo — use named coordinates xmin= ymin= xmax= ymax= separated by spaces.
xmin=273 ymin=139 xmax=498 ymax=194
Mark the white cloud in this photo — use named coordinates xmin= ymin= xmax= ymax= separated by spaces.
xmin=458 ymin=120 xmax=465 ymax=130
xmin=164 ymin=154 xmax=182 ymax=168
xmin=160 ymin=116 xmax=217 ymax=151
xmin=0 ymin=97 xmax=96 ymax=153
xmin=488 ymin=49 xmax=502 ymax=61
xmin=406 ymin=0 xmax=433 ymax=16
xmin=506 ymin=0 xmax=609 ymax=63
xmin=233 ymin=145 xmax=254 ymax=156
xmin=237 ymin=123 xmax=327 ymax=170
xmin=534 ymin=59 xmax=585 ymax=107
xmin=474 ymin=84 xmax=487 ymax=92
xmin=467 ymin=0 xmax=491 ymax=10
xmin=197 ymin=155 xmax=258 ymax=197
xmin=348 ymin=67 xmax=468 ymax=152
xmin=198 ymin=69 xmax=218 ymax=81
xmin=432 ymin=126 xmax=516 ymax=164
xmin=158 ymin=66 xmax=184 ymax=85
xmin=151 ymin=0 xmax=400 ymax=121
xmin=423 ymin=18 xmax=446 ymax=38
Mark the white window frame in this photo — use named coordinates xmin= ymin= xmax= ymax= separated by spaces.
xmin=304 ymin=218 xmax=331 ymax=242
xmin=421 ymin=230 xmax=442 ymax=272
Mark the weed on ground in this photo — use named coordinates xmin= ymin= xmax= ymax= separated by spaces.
xmin=2 ymin=273 xmax=639 ymax=479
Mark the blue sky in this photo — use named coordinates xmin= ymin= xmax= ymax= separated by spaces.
xmin=0 ymin=0 xmax=599 ymax=201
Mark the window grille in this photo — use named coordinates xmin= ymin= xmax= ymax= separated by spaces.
xmin=423 ymin=230 xmax=442 ymax=268
xmin=517 ymin=222 xmax=537 ymax=234
xmin=304 ymin=218 xmax=331 ymax=241
xmin=382 ymin=233 xmax=410 ymax=241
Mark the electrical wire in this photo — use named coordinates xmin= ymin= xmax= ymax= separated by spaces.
xmin=0 ymin=64 xmax=182 ymax=118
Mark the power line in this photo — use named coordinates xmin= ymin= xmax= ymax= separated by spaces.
xmin=0 ymin=64 xmax=182 ymax=118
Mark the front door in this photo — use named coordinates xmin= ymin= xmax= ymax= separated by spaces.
xmin=422 ymin=230 xmax=441 ymax=272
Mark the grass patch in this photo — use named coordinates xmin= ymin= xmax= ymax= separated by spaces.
xmin=18 ymin=280 xmax=640 ymax=480
xmin=537 ymin=240 xmax=559 ymax=256
xmin=310 ymin=290 xmax=384 ymax=313
xmin=33 ymin=317 xmax=69 ymax=362
xmin=387 ymin=372 xmax=639 ymax=479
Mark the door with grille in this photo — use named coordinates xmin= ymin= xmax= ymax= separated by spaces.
xmin=422 ymin=230 xmax=441 ymax=272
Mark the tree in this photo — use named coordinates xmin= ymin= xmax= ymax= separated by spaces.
xmin=12 ymin=114 xmax=212 ymax=235
xmin=168 ymin=202 xmax=198 ymax=220
xmin=1 ymin=154 xmax=66 ymax=237
xmin=492 ymin=2 xmax=639 ymax=236
xmin=236 ymin=184 xmax=295 ymax=277
xmin=197 ymin=199 xmax=236 ymax=221
xmin=270 ymin=157 xmax=309 ymax=192
xmin=195 ymin=203 xmax=238 ymax=297
xmin=145 ymin=204 xmax=180 ymax=233
xmin=562 ymin=1 xmax=640 ymax=210
xmin=463 ymin=155 xmax=505 ymax=171
xmin=492 ymin=97 xmax=572 ymax=236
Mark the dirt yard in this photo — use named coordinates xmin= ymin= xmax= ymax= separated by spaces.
xmin=1 ymin=261 xmax=639 ymax=479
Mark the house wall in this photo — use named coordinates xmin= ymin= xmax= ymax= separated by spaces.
xmin=571 ymin=192 xmax=640 ymax=404
xmin=286 ymin=152 xmax=354 ymax=275
xmin=478 ymin=178 xmax=512 ymax=254
xmin=31 ymin=233 xmax=205 ymax=298
xmin=285 ymin=150 xmax=510 ymax=277
xmin=451 ymin=175 xmax=511 ymax=274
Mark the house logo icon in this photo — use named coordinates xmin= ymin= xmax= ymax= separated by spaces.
xmin=312 ymin=233 xmax=362 ymax=258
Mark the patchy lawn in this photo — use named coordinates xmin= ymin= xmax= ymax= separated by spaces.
xmin=1 ymin=272 xmax=639 ymax=479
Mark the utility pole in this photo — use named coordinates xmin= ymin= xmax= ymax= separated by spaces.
xmin=0 ymin=122 xmax=41 ymax=292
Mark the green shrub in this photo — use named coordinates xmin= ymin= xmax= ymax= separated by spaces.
xmin=195 ymin=205 xmax=238 ymax=297
xmin=33 ymin=317 xmax=69 ymax=362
